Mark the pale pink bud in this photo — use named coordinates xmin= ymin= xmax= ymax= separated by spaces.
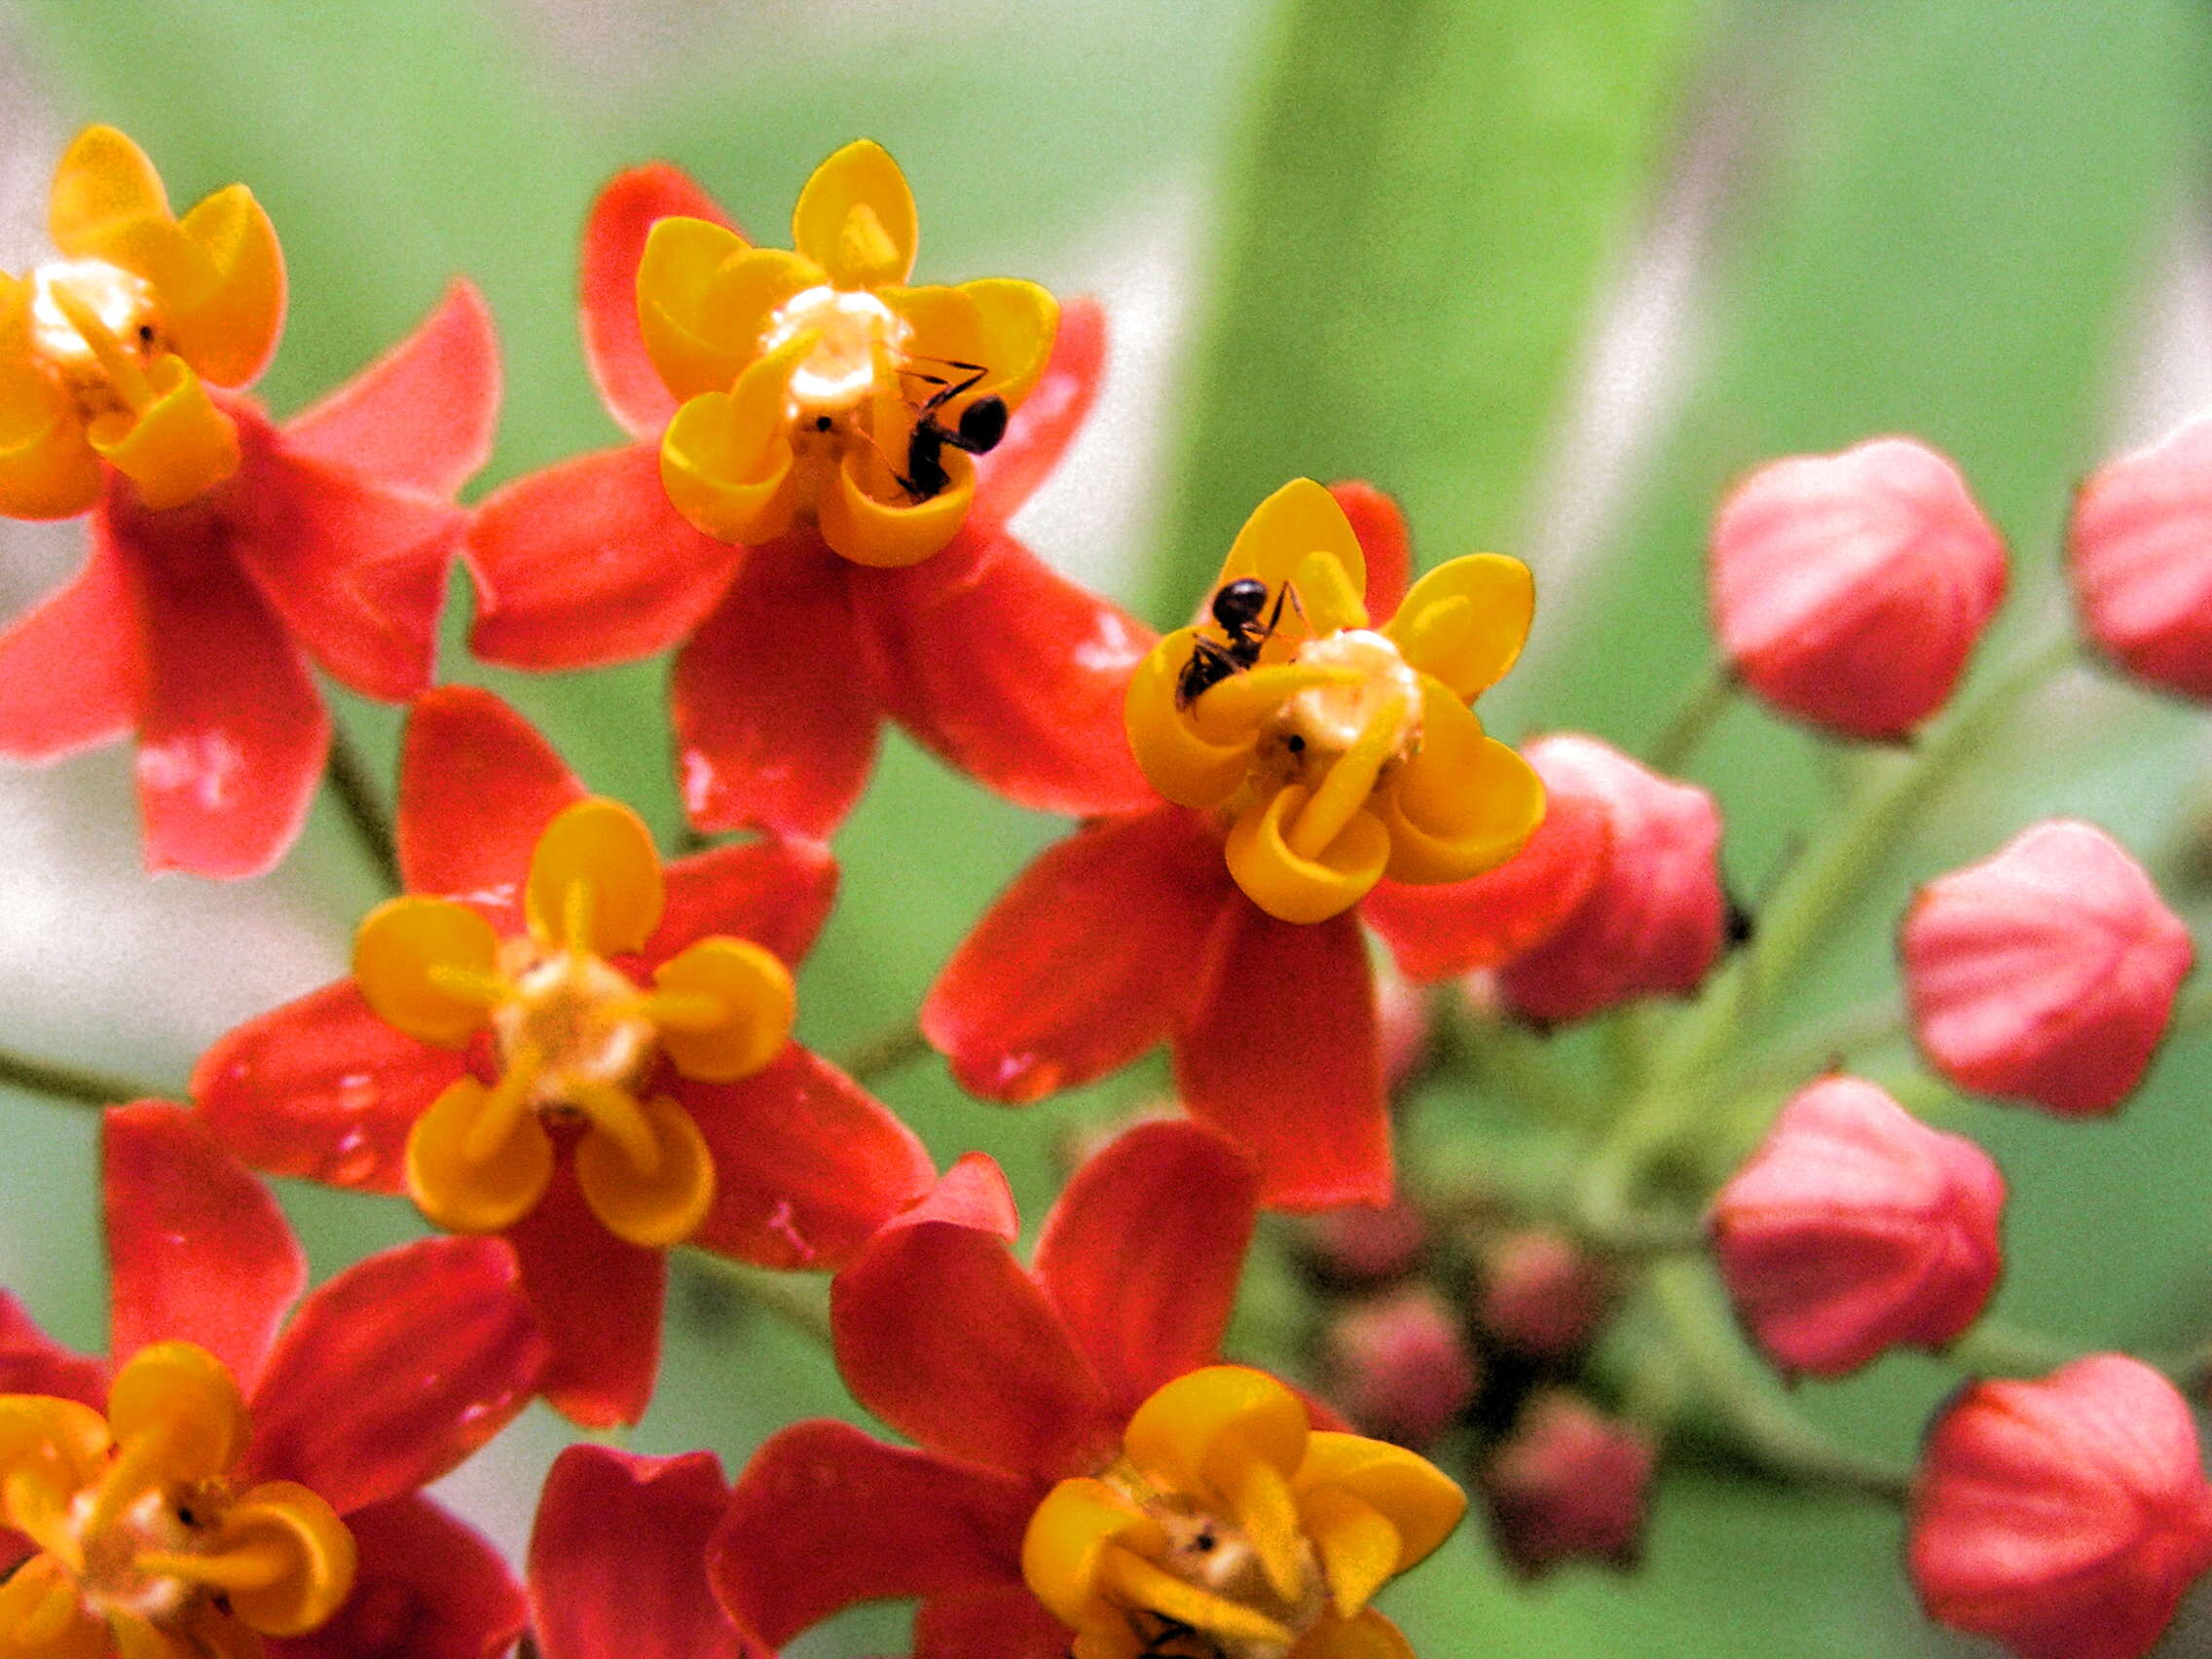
xmin=1296 ymin=1198 xmax=1431 ymax=1290
xmin=1910 ymin=1356 xmax=2212 ymax=1659
xmin=1711 ymin=437 xmax=2007 ymax=739
xmin=1318 ymin=1286 xmax=1479 ymax=1452
xmin=1480 ymin=1391 xmax=1655 ymax=1579
xmin=1498 ymin=736 xmax=1725 ymax=1023
xmin=1903 ymin=820 xmax=2193 ymax=1116
xmin=1710 ymin=1076 xmax=2004 ymax=1378
xmin=2070 ymin=413 xmax=2212 ymax=699
xmin=1475 ymin=1229 xmax=1615 ymax=1360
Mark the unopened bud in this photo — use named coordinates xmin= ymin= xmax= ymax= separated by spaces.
xmin=1710 ymin=1076 xmax=2004 ymax=1378
xmin=1296 ymin=1198 xmax=1431 ymax=1291
xmin=1480 ymin=1391 xmax=1655 ymax=1579
xmin=1903 ymin=820 xmax=2193 ymax=1117
xmin=2069 ymin=413 xmax=2212 ymax=700
xmin=1475 ymin=1229 xmax=1615 ymax=1361
xmin=1318 ymin=1286 xmax=1479 ymax=1453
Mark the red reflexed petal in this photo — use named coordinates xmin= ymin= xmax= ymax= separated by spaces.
xmin=0 ymin=535 xmax=138 ymax=761
xmin=396 ymin=685 xmax=583 ymax=916
xmin=914 ymin=1589 xmax=1074 ymax=1659
xmin=106 ymin=492 xmax=329 ymax=878
xmin=278 ymin=1495 xmax=526 ymax=1659
xmin=855 ymin=527 xmax=1159 ymax=820
xmin=465 ymin=442 xmax=741 ymax=670
xmin=505 ymin=1161 xmax=665 ymax=1428
xmin=682 ymin=1048 xmax=936 ymax=1272
xmin=830 ymin=1220 xmax=1118 ymax=1480
xmin=104 ymin=1102 xmax=304 ymax=1394
xmin=889 ymin=1152 xmax=1019 ymax=1241
xmin=1033 ymin=1121 xmax=1257 ymax=1418
xmin=1332 ymin=480 xmax=1410 ymax=624
xmin=193 ymin=979 xmax=462 ymax=1195
xmin=281 ymin=280 xmax=502 ymax=500
xmin=1360 ymin=786 xmax=1613 ymax=982
xmin=968 ymin=296 xmax=1104 ymax=531
xmin=650 ymin=835 xmax=838 ymax=969
xmin=228 ymin=420 xmax=461 ymax=702
xmin=712 ymin=1419 xmax=1032 ymax=1649
xmin=0 ymin=1294 xmax=104 ymax=1407
xmin=531 ymin=1447 xmax=746 ymax=1659
xmin=671 ymin=543 xmax=881 ymax=840
xmin=580 ymin=164 xmax=733 ymax=441
xmin=1174 ymin=905 xmax=1391 ymax=1210
xmin=243 ymin=1235 xmax=546 ymax=1515
xmin=923 ymin=808 xmax=1235 ymax=1102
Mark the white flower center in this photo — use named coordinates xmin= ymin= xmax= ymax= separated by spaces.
xmin=29 ymin=257 xmax=158 ymax=376
xmin=491 ymin=942 xmax=657 ymax=1109
xmin=1285 ymin=629 xmax=1423 ymax=758
xmin=761 ymin=283 xmax=910 ymax=418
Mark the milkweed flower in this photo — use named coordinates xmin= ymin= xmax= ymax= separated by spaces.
xmin=926 ymin=481 xmax=1552 ymax=1207
xmin=193 ymin=686 xmax=934 ymax=1426
xmin=1909 ymin=1356 xmax=2212 ymax=1659
xmin=2069 ymin=412 xmax=2212 ymax=700
xmin=1710 ymin=438 xmax=2007 ymax=740
xmin=0 ymin=1103 xmax=544 ymax=1659
xmin=0 ymin=126 xmax=499 ymax=876
xmin=714 ymin=1121 xmax=1466 ymax=1659
xmin=1902 ymin=820 xmax=2193 ymax=1116
xmin=462 ymin=143 xmax=1151 ymax=841
xmin=1710 ymin=1076 xmax=2005 ymax=1378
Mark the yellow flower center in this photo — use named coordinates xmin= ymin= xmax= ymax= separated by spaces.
xmin=1280 ymin=630 xmax=1423 ymax=766
xmin=0 ymin=1344 xmax=354 ymax=1655
xmin=26 ymin=257 xmax=164 ymax=408
xmin=760 ymin=282 xmax=912 ymax=419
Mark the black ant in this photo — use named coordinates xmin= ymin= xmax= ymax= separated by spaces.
xmin=1174 ymin=577 xmax=1300 ymax=710
xmin=890 ymin=357 xmax=1006 ymax=501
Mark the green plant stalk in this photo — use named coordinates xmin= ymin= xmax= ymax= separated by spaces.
xmin=326 ymin=722 xmax=402 ymax=896
xmin=0 ymin=1049 xmax=169 ymax=1110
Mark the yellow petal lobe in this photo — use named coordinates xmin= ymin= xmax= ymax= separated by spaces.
xmin=649 ymin=937 xmax=794 ymax=1082
xmin=353 ymin=896 xmax=502 ymax=1047
xmin=573 ymin=1095 xmax=716 ymax=1247
xmin=1385 ymin=552 xmax=1533 ymax=698
xmin=791 ymin=140 xmax=917 ymax=287
xmin=404 ymin=1077 xmax=556 ymax=1235
xmin=524 ymin=797 xmax=667 ymax=956
xmin=1225 ymin=786 xmax=1391 ymax=924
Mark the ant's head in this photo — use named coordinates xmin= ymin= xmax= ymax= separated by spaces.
xmin=956 ymin=394 xmax=1008 ymax=453
xmin=1210 ymin=577 xmax=1270 ymax=632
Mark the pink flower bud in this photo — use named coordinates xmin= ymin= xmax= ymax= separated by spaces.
xmin=2070 ymin=414 xmax=2212 ymax=699
xmin=1498 ymin=736 xmax=1725 ymax=1023
xmin=1318 ymin=1285 xmax=1479 ymax=1452
xmin=1711 ymin=437 xmax=2006 ymax=739
xmin=1910 ymin=1356 xmax=2212 ymax=1659
xmin=1710 ymin=1076 xmax=2004 ymax=1378
xmin=1475 ymin=1229 xmax=1615 ymax=1360
xmin=1296 ymin=1198 xmax=1431 ymax=1290
xmin=1903 ymin=820 xmax=2193 ymax=1117
xmin=1480 ymin=1391 xmax=1655 ymax=1579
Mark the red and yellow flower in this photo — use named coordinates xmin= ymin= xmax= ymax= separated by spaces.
xmin=925 ymin=481 xmax=1554 ymax=1207
xmin=461 ymin=144 xmax=1153 ymax=841
xmin=0 ymin=1103 xmax=544 ymax=1659
xmin=192 ymin=687 xmax=936 ymax=1427
xmin=0 ymin=126 xmax=500 ymax=877
xmin=715 ymin=1121 xmax=1465 ymax=1658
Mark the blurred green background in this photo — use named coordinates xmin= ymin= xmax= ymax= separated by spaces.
xmin=2 ymin=0 xmax=2211 ymax=1653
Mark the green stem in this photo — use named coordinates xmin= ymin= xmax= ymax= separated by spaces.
xmin=1731 ymin=997 xmax=1909 ymax=1094
xmin=1646 ymin=659 xmax=1737 ymax=775
xmin=325 ymin=723 xmax=402 ymax=895
xmin=682 ymin=1255 xmax=832 ymax=1343
xmin=1646 ymin=1259 xmax=1911 ymax=1503
xmin=833 ymin=1019 xmax=932 ymax=1085
xmin=1943 ymin=1317 xmax=2087 ymax=1379
xmin=0 ymin=1049 xmax=167 ymax=1109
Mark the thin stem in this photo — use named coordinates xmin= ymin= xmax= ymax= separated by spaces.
xmin=1943 ymin=1318 xmax=2087 ymax=1379
xmin=1646 ymin=659 xmax=1736 ymax=775
xmin=0 ymin=1049 xmax=168 ymax=1109
xmin=1730 ymin=997 xmax=1909 ymax=1095
xmin=1646 ymin=1258 xmax=1910 ymax=1503
xmin=325 ymin=724 xmax=401 ymax=895
xmin=833 ymin=1019 xmax=933 ymax=1085
xmin=682 ymin=1254 xmax=832 ymax=1343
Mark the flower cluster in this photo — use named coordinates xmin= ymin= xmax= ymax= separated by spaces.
xmin=4 ymin=117 xmax=2212 ymax=1659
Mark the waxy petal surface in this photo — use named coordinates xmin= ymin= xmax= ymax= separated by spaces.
xmin=280 ymin=1494 xmax=526 ymax=1659
xmin=0 ymin=1293 xmax=105 ymax=1407
xmin=504 ymin=1161 xmax=665 ymax=1427
xmin=397 ymin=684 xmax=584 ymax=915
xmin=650 ymin=835 xmax=837 ymax=970
xmin=0 ymin=535 xmax=138 ymax=761
xmin=913 ymin=1589 xmax=1076 ymax=1659
xmin=580 ymin=164 xmax=734 ymax=439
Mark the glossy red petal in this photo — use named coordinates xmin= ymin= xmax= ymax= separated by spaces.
xmin=193 ymin=979 xmax=462 ymax=1195
xmin=914 ymin=1589 xmax=1073 ymax=1659
xmin=464 ymin=442 xmax=741 ymax=670
xmin=650 ymin=835 xmax=838 ymax=969
xmin=1361 ymin=785 xmax=1613 ymax=982
xmin=968 ymin=296 xmax=1104 ymax=531
xmin=889 ymin=1152 xmax=1019 ymax=1241
xmin=281 ymin=280 xmax=502 ymax=500
xmin=682 ymin=1047 xmax=936 ymax=1272
xmin=0 ymin=1293 xmax=104 ymax=1407
xmin=504 ymin=1160 xmax=665 ymax=1428
xmin=671 ymin=543 xmax=881 ymax=840
xmin=0 ymin=535 xmax=138 ymax=761
xmin=1033 ymin=1120 xmax=1258 ymax=1418
xmin=831 ymin=1220 xmax=1119 ymax=1480
xmin=275 ymin=1495 xmax=525 ymax=1659
xmin=855 ymin=526 xmax=1159 ymax=819
xmin=923 ymin=807 xmax=1235 ymax=1102
xmin=712 ymin=1420 xmax=1033 ymax=1649
xmin=228 ymin=420 xmax=462 ymax=702
xmin=580 ymin=164 xmax=733 ymax=441
xmin=1331 ymin=480 xmax=1411 ymax=624
xmin=104 ymin=490 xmax=329 ymax=878
xmin=243 ymin=1235 xmax=544 ymax=1513
xmin=531 ymin=1447 xmax=746 ymax=1659
xmin=104 ymin=1102 xmax=304 ymax=1394
xmin=1175 ymin=905 xmax=1391 ymax=1211
xmin=396 ymin=684 xmax=583 ymax=916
